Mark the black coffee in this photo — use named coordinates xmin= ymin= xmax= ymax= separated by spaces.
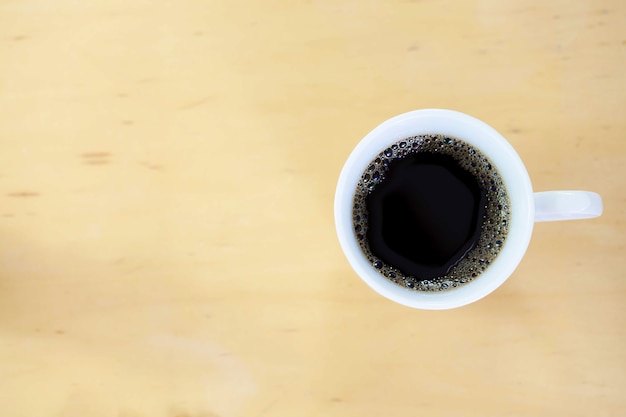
xmin=352 ymin=135 xmax=511 ymax=292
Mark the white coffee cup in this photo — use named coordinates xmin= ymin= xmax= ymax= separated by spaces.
xmin=334 ymin=109 xmax=603 ymax=310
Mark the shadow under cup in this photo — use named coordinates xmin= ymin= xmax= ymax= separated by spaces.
xmin=334 ymin=109 xmax=535 ymax=310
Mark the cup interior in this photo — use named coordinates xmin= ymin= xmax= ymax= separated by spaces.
xmin=334 ymin=109 xmax=535 ymax=309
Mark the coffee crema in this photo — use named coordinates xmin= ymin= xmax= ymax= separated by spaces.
xmin=352 ymin=134 xmax=511 ymax=292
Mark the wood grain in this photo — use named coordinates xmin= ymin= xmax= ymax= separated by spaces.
xmin=0 ymin=0 xmax=624 ymax=416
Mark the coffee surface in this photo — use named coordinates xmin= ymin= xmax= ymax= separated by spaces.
xmin=352 ymin=135 xmax=511 ymax=292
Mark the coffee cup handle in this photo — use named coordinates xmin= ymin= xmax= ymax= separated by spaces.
xmin=533 ymin=191 xmax=603 ymax=222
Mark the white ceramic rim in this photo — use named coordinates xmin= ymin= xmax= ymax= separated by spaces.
xmin=334 ymin=109 xmax=535 ymax=309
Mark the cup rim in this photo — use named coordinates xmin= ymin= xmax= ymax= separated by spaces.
xmin=334 ymin=109 xmax=535 ymax=309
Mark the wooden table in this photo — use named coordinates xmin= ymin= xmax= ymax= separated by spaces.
xmin=1 ymin=0 xmax=624 ymax=415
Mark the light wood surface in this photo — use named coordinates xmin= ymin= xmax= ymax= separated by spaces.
xmin=1 ymin=0 xmax=624 ymax=416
